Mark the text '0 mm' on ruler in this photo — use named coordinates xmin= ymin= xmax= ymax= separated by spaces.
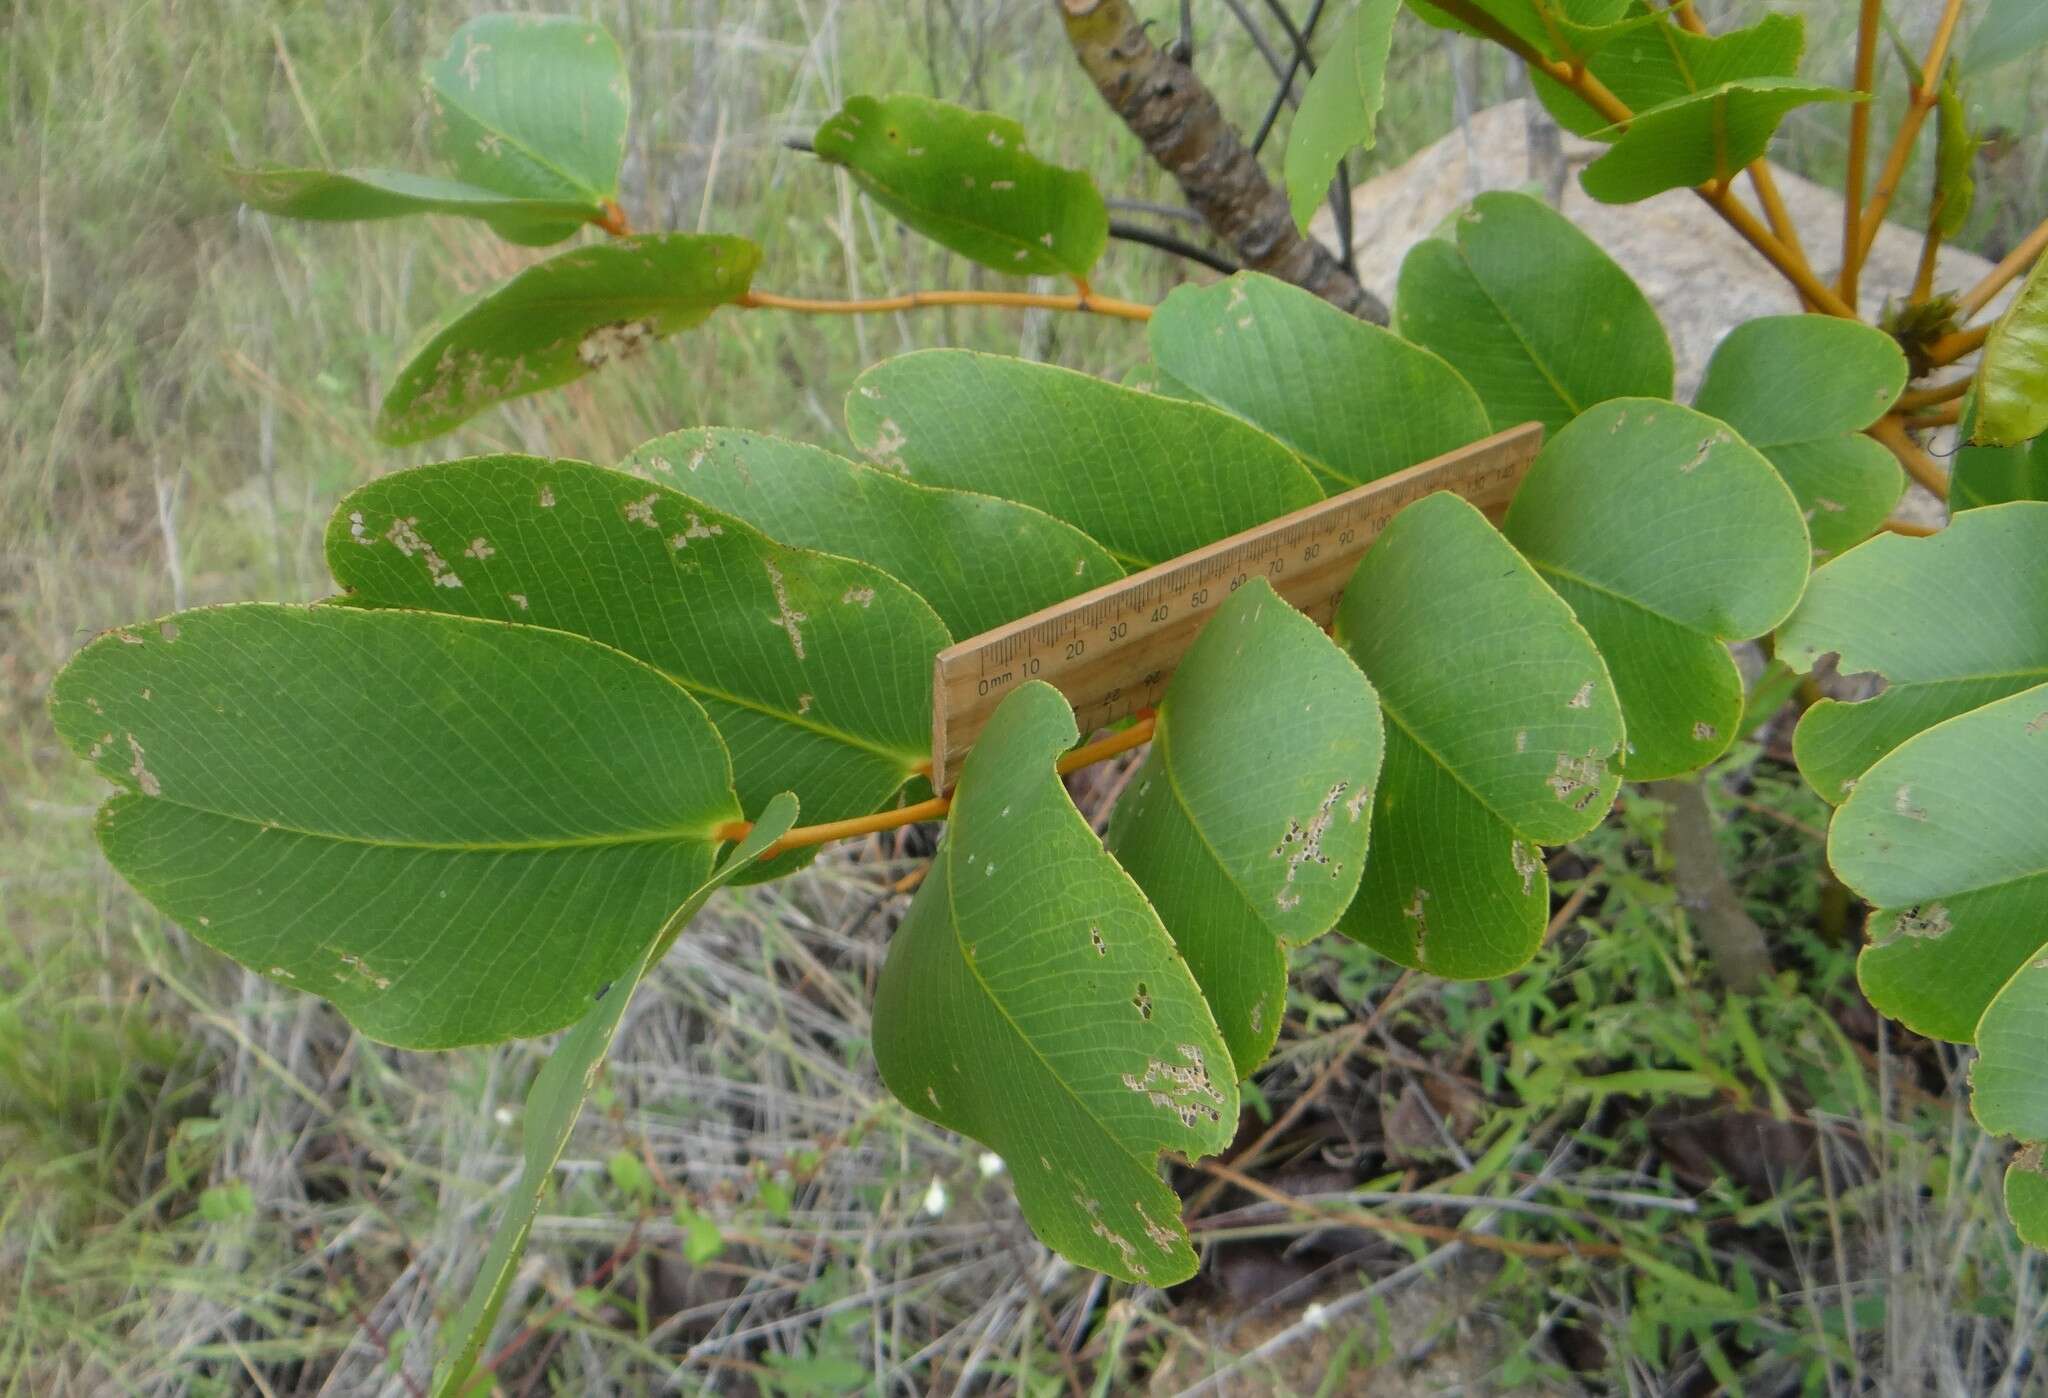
xmin=929 ymin=421 xmax=1545 ymax=791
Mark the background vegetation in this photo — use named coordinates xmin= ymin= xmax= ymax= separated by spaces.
xmin=5 ymin=1 xmax=2048 ymax=1391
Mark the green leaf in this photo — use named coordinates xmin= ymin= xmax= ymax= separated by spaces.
xmin=844 ymin=350 xmax=1322 ymax=567
xmin=225 ymin=166 xmax=601 ymax=241
xmin=377 ymin=234 xmax=757 ymax=444
xmin=1974 ymin=248 xmax=2048 ymax=448
xmin=1333 ymin=493 xmax=1623 ymax=977
xmin=1963 ymin=0 xmax=2048 ymax=75
xmin=1932 ymin=67 xmax=1979 ymax=237
xmin=1579 ymin=79 xmax=1858 ymax=205
xmin=1776 ymin=503 xmax=2048 ymax=805
xmin=1283 ymin=0 xmax=1401 ymax=230
xmin=2008 ymin=1151 xmax=2048 ymax=1249
xmin=1107 ymin=579 xmax=1383 ymax=1077
xmin=425 ymin=13 xmax=628 ymax=243
xmin=1395 ymin=191 xmax=1673 ymax=435
xmin=1406 ymin=0 xmax=1629 ymax=56
xmin=812 ymin=94 xmax=1106 ymax=280
xmin=1954 ymin=431 xmax=2048 ymax=512
xmin=1504 ymin=400 xmax=1809 ymax=778
xmin=1148 ymin=273 xmax=1490 ymax=494
xmin=1974 ymin=956 xmax=2048 ymax=1143
xmin=48 ymin=605 xmax=740 ymax=1050
xmin=872 ymin=682 xmax=1236 ymax=1285
xmin=1532 ymin=10 xmax=1804 ymax=139
xmin=1692 ymin=315 xmax=1909 ymax=554
xmin=326 ymin=458 xmax=945 ymax=850
xmin=622 ymin=428 xmax=1122 ymax=639
xmin=432 ymin=795 xmax=797 ymax=1398
xmin=1827 ymin=684 xmax=2048 ymax=1043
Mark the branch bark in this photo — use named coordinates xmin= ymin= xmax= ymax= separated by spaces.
xmin=1055 ymin=0 xmax=1388 ymax=323
xmin=1652 ymin=777 xmax=1773 ymax=995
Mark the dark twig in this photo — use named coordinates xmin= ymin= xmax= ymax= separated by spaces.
xmin=1106 ymin=196 xmax=1206 ymax=226
xmin=1218 ymin=0 xmax=1293 ymax=86
xmin=1108 ymin=218 xmax=1241 ymax=273
xmin=1251 ymin=0 xmax=1329 ymax=155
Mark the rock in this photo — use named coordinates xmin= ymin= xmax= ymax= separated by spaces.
xmin=1312 ymin=100 xmax=2003 ymax=400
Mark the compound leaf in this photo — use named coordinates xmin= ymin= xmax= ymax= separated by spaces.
xmin=1533 ymin=10 xmax=1804 ymax=139
xmin=1954 ymin=431 xmax=2048 ymax=512
xmin=1975 ymin=249 xmax=2048 ymax=448
xmin=1396 ymin=192 xmax=1672 ymax=435
xmin=873 ymin=682 xmax=1236 ymax=1285
xmin=1334 ymin=493 xmax=1623 ymax=978
xmin=1777 ymin=503 xmax=2048 ymax=805
xmin=845 ymin=350 xmax=1321 ymax=567
xmin=425 ymin=13 xmax=628 ymax=242
xmin=1107 ymin=579 xmax=1383 ymax=1076
xmin=2010 ymin=1152 xmax=2048 ymax=1249
xmin=1579 ymin=79 xmax=1857 ymax=205
xmin=623 ymin=428 xmax=1122 ymax=639
xmin=813 ymin=94 xmax=1106 ymax=280
xmin=1962 ymin=0 xmax=2048 ymax=76
xmin=226 ymin=166 xmax=602 ymax=242
xmin=432 ymin=795 xmax=797 ymax=1397
xmin=1283 ymin=0 xmax=1400 ymax=230
xmin=1975 ymin=957 xmax=2048 ymax=1145
xmin=377 ymin=234 xmax=758 ymax=444
xmin=1692 ymin=316 xmax=1908 ymax=553
xmin=48 ymin=605 xmax=739 ymax=1050
xmin=327 ymin=458 xmax=945 ymax=845
xmin=1149 ymin=273 xmax=1490 ymax=494
xmin=1504 ymin=400 xmax=1810 ymax=778
xmin=1828 ymin=685 xmax=2048 ymax=1043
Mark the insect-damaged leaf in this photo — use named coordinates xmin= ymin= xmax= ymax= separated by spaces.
xmin=1107 ymin=580 xmax=1382 ymax=1077
xmin=873 ymin=682 xmax=1236 ymax=1285
xmin=1974 ymin=247 xmax=2048 ymax=449
xmin=1692 ymin=316 xmax=1908 ymax=554
xmin=844 ymin=350 xmax=1321 ymax=568
xmin=326 ymin=458 xmax=946 ymax=851
xmin=47 ymin=605 xmax=740 ymax=1050
xmin=1334 ymin=494 xmax=1623 ymax=978
xmin=1776 ymin=503 xmax=2048 ymax=806
xmin=813 ymin=94 xmax=1107 ymax=280
xmin=1395 ymin=192 xmax=1672 ymax=436
xmin=432 ymin=795 xmax=797 ymax=1398
xmin=1505 ymin=400 xmax=1810 ymax=779
xmin=376 ymin=234 xmax=758 ymax=445
xmin=623 ymin=428 xmax=1122 ymax=640
xmin=1148 ymin=273 xmax=1490 ymax=494
xmin=1827 ymin=685 xmax=2048 ymax=1044
xmin=1282 ymin=0 xmax=1400 ymax=230
xmin=425 ymin=13 xmax=628 ymax=244
xmin=226 ymin=167 xmax=605 ymax=243
xmin=2008 ymin=1149 xmax=2048 ymax=1250
xmin=1580 ymin=79 xmax=1858 ymax=205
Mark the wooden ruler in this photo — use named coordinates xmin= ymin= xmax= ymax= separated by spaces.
xmin=930 ymin=421 xmax=1544 ymax=789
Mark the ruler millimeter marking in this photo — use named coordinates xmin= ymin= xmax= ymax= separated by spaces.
xmin=930 ymin=422 xmax=1545 ymax=790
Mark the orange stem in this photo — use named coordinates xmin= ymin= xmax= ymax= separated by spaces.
xmin=1894 ymin=376 xmax=1972 ymax=411
xmin=596 ymin=199 xmax=632 ymax=237
xmin=1903 ymin=398 xmax=1962 ymax=428
xmin=1927 ymin=323 xmax=1990 ymax=367
xmin=1428 ymin=0 xmax=1856 ymax=318
xmin=1854 ymin=0 xmax=1967 ymax=268
xmin=1911 ymin=212 xmax=1946 ymax=305
xmin=715 ymin=714 xmax=1160 ymax=856
xmin=1880 ymin=516 xmax=1940 ymax=537
xmin=1869 ymin=415 xmax=1950 ymax=499
xmin=1840 ymin=0 xmax=1882 ymax=305
xmin=739 ymin=286 xmax=1153 ymax=322
xmin=1955 ymin=217 xmax=2048 ymax=322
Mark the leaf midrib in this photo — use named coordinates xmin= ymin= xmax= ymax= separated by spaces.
xmin=111 ymin=789 xmax=727 ymax=853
